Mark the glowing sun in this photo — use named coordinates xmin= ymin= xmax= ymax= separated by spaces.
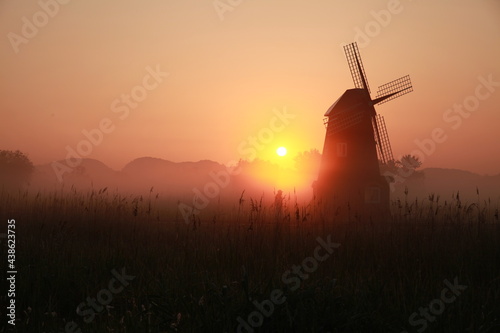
xmin=276 ymin=146 xmax=287 ymax=157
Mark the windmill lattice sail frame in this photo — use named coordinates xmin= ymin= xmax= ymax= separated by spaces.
xmin=372 ymin=114 xmax=394 ymax=164
xmin=343 ymin=43 xmax=370 ymax=93
xmin=375 ymin=75 xmax=413 ymax=105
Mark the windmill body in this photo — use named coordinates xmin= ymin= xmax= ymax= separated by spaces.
xmin=315 ymin=43 xmax=413 ymax=216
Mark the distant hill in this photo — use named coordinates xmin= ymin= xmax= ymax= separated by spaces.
xmin=120 ymin=157 xmax=227 ymax=195
xmin=32 ymin=157 xmax=229 ymax=197
xmin=122 ymin=157 xmax=222 ymax=175
xmin=32 ymin=158 xmax=121 ymax=190
xmin=30 ymin=159 xmax=500 ymax=203
xmin=393 ymin=167 xmax=500 ymax=203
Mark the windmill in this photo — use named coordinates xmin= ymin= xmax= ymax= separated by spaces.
xmin=315 ymin=42 xmax=413 ymax=216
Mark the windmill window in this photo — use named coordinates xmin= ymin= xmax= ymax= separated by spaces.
xmin=337 ymin=143 xmax=347 ymax=157
xmin=365 ymin=186 xmax=381 ymax=203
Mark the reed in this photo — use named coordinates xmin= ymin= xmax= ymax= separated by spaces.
xmin=2 ymin=187 xmax=499 ymax=332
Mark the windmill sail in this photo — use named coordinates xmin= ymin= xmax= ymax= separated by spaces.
xmin=372 ymin=114 xmax=394 ymax=164
xmin=343 ymin=43 xmax=370 ymax=94
xmin=374 ymin=75 xmax=413 ymax=105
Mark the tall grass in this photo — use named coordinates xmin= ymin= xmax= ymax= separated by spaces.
xmin=1 ymin=187 xmax=499 ymax=332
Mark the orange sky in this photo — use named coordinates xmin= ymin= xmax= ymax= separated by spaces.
xmin=1 ymin=0 xmax=499 ymax=175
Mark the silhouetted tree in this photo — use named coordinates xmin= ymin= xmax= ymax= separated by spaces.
xmin=380 ymin=154 xmax=423 ymax=184
xmin=399 ymin=154 xmax=422 ymax=172
xmin=294 ymin=149 xmax=321 ymax=174
xmin=0 ymin=150 xmax=34 ymax=190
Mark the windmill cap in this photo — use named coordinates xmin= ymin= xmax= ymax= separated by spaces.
xmin=325 ymin=88 xmax=370 ymax=116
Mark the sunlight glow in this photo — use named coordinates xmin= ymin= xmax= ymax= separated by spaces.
xmin=276 ymin=147 xmax=287 ymax=157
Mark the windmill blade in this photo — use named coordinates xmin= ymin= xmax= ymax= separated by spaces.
xmin=372 ymin=114 xmax=394 ymax=164
xmin=371 ymin=115 xmax=385 ymax=161
xmin=374 ymin=75 xmax=413 ymax=105
xmin=343 ymin=43 xmax=370 ymax=94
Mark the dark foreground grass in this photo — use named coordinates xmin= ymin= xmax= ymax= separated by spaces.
xmin=1 ymin=188 xmax=499 ymax=332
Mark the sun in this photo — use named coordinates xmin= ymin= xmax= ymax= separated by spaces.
xmin=276 ymin=146 xmax=287 ymax=157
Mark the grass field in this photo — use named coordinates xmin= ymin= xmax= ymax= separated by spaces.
xmin=1 ymin=187 xmax=499 ymax=332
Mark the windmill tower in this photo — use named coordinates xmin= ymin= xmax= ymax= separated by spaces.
xmin=315 ymin=42 xmax=413 ymax=216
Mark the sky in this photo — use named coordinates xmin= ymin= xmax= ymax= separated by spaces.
xmin=1 ymin=0 xmax=499 ymax=175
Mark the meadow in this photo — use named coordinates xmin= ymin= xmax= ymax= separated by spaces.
xmin=1 ymin=187 xmax=499 ymax=332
